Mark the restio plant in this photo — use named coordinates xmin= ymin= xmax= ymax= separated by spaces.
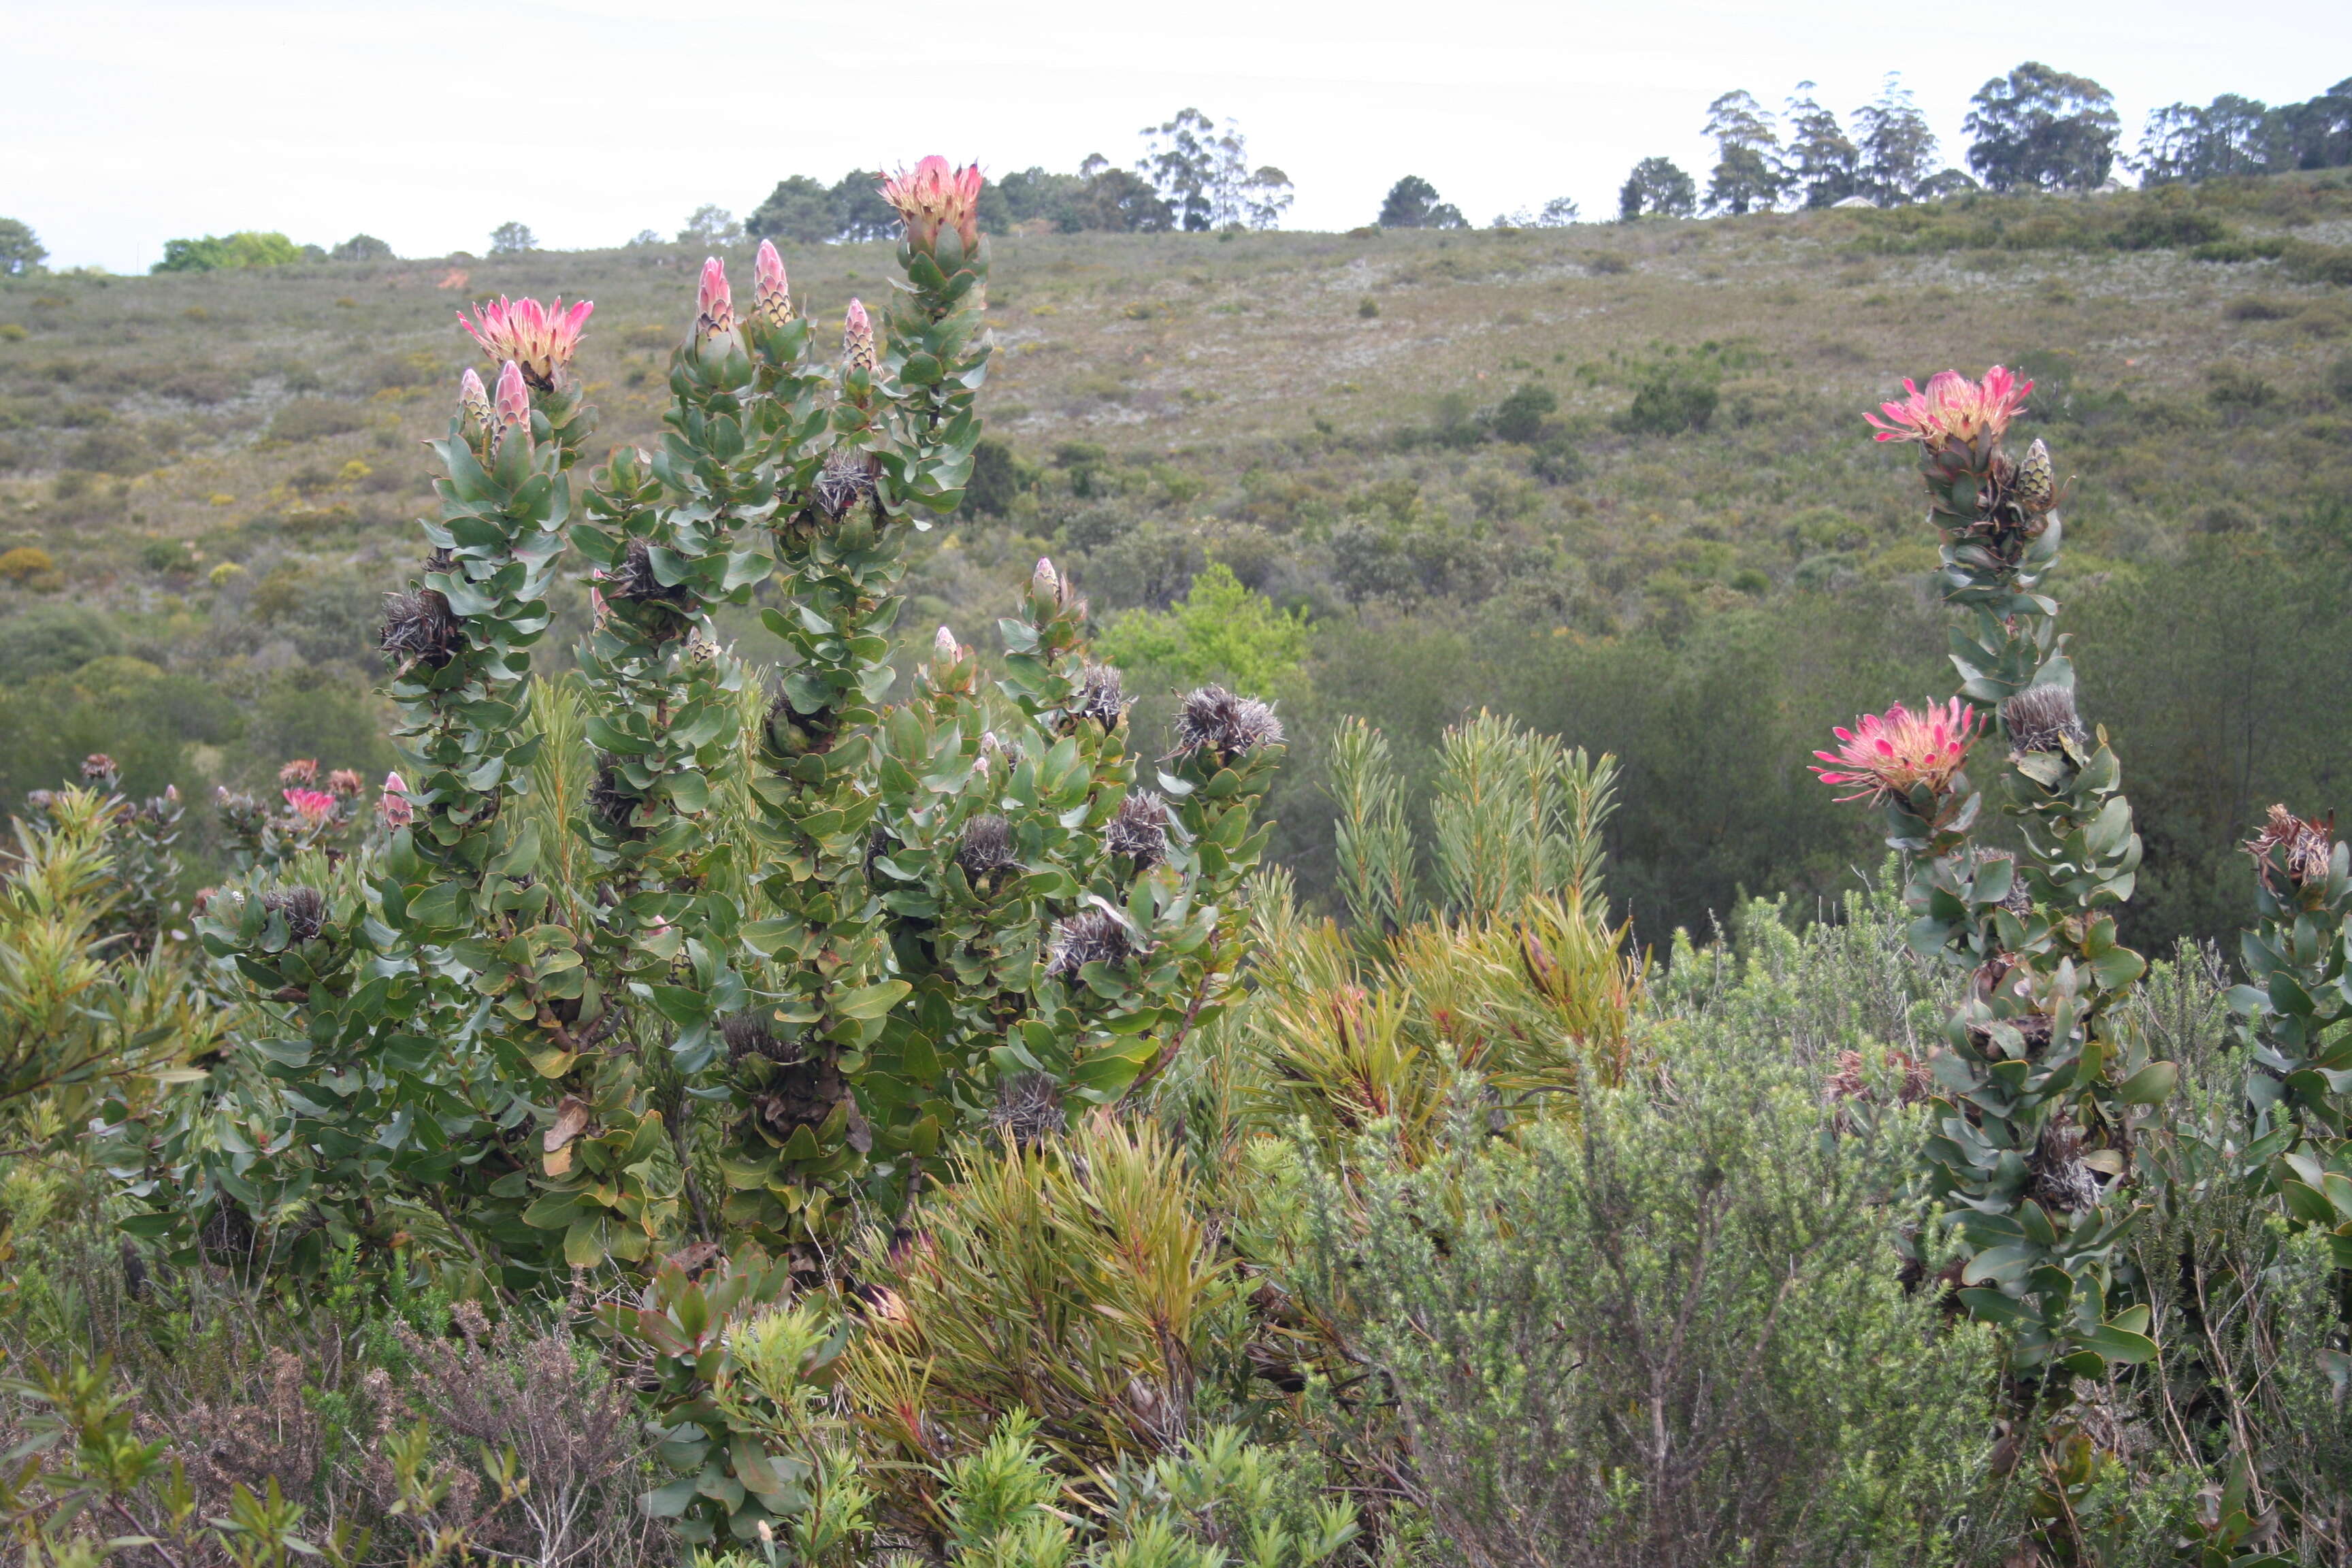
xmin=117 ymin=158 xmax=1285 ymax=1294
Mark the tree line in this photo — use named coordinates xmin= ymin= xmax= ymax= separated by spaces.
xmin=1617 ymin=63 xmax=2352 ymax=220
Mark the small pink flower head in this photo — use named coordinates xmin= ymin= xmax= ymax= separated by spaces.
xmin=1811 ymin=698 xmax=1980 ymax=805
xmin=696 ymin=257 xmax=734 ymax=338
xmin=843 ymin=297 xmax=875 ymax=372
xmin=455 ymin=295 xmax=591 ymax=389
xmin=283 ymin=787 xmax=339 ymax=823
xmin=881 ymin=156 xmax=985 ymax=254
xmin=458 ymin=366 xmax=492 ymax=430
xmin=327 ymin=768 xmax=363 ymax=798
xmin=493 ymin=360 xmax=531 ymax=432
xmin=377 ymin=772 xmax=413 ymax=828
xmin=1864 ymin=366 xmax=2031 ymax=451
xmin=278 ymin=758 xmax=320 ymax=787
xmin=751 ymin=240 xmax=793 ymax=329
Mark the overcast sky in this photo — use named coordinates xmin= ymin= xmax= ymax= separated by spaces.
xmin=6 ymin=0 xmax=2349 ymax=273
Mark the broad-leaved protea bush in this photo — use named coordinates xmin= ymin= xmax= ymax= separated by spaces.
xmin=1824 ymin=366 xmax=2178 ymax=1379
xmin=119 ymin=159 xmax=1283 ymax=1301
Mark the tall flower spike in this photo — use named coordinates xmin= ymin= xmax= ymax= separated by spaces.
xmin=455 ymin=295 xmax=592 ymax=389
xmin=493 ymin=360 xmax=530 ymax=435
xmin=1810 ymin=698 xmax=1978 ymax=804
xmin=880 ymin=156 xmax=985 ymax=254
xmin=1863 ymin=366 xmax=2031 ymax=451
xmin=751 ymin=240 xmax=793 ymax=329
xmin=696 ymin=257 xmax=734 ymax=338
xmin=458 ymin=367 xmax=492 ymax=431
xmin=843 ymin=298 xmax=875 ymax=373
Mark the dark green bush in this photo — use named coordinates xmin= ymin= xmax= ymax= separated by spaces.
xmin=1622 ymin=362 xmax=1719 ymax=434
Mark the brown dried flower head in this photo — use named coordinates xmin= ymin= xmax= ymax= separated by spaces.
xmin=1045 ymin=906 xmax=1135 ymax=979
xmin=1174 ymin=685 xmax=1284 ymax=763
xmin=1107 ymin=791 xmax=1167 ymax=868
xmin=2248 ymin=803 xmax=2336 ymax=887
xmin=260 ymin=885 xmax=327 ymax=942
xmin=2002 ymin=684 xmax=2087 ymax=755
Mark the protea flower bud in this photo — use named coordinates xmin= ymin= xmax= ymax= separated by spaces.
xmin=377 ymin=772 xmax=413 ymax=828
xmin=751 ymin=240 xmax=793 ymax=329
xmin=493 ymin=360 xmax=530 ymax=434
xmin=455 ymin=295 xmax=592 ymax=389
xmin=2012 ymin=438 xmax=2055 ymax=513
xmin=843 ymin=298 xmax=875 ymax=373
xmin=2002 ymin=685 xmax=2086 ymax=755
xmin=695 ymin=257 xmax=734 ymax=338
xmin=977 ymin=730 xmax=1005 ymax=774
xmin=880 ymin=156 xmax=985 ymax=255
xmin=458 ymin=367 xmax=493 ymax=431
xmin=1032 ymin=557 xmax=1058 ymax=598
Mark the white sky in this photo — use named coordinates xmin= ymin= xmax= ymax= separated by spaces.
xmin=6 ymin=0 xmax=2349 ymax=273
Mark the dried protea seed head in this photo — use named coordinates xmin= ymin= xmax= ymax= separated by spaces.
xmin=327 ymin=768 xmax=363 ymax=798
xmin=813 ymin=452 xmax=877 ymax=520
xmin=1045 ymin=906 xmax=1134 ymax=979
xmin=379 ymin=583 xmax=463 ymax=670
xmin=990 ymin=1071 xmax=1064 ymax=1147
xmin=1175 ymin=685 xmax=1285 ymax=763
xmin=1071 ymin=662 xmax=1128 ymax=729
xmin=610 ymin=538 xmax=693 ymax=608
xmin=1107 ymin=791 xmax=1167 ymax=867
xmin=261 ymin=885 xmax=327 ymax=942
xmin=587 ymin=758 xmax=644 ymax=836
xmin=843 ymin=298 xmax=875 ymax=373
xmin=696 ymin=257 xmax=734 ymax=338
xmin=2026 ymin=1122 xmax=2102 ymax=1213
xmin=721 ymin=1011 xmax=796 ymax=1064
xmin=80 ymin=753 xmax=119 ymax=783
xmin=750 ymin=240 xmax=793 ymax=330
xmin=278 ymin=758 xmax=320 ymax=787
xmin=957 ymin=813 xmax=1017 ymax=879
xmin=2003 ymin=684 xmax=2087 ymax=754
xmin=2012 ymin=438 xmax=2055 ymax=512
xmin=2249 ymin=803 xmax=2336 ymax=886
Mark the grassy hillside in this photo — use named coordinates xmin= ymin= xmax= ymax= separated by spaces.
xmin=5 ymin=173 xmax=2351 ymax=942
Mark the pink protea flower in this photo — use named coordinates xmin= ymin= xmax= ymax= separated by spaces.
xmin=1810 ymin=698 xmax=1980 ymax=804
xmin=880 ymin=156 xmax=984 ymax=253
xmin=843 ymin=298 xmax=875 ymax=372
xmin=1865 ymin=366 xmax=2031 ymax=451
xmin=751 ymin=240 xmax=792 ymax=329
xmin=377 ymin=771 xmax=413 ymax=828
xmin=493 ymin=360 xmax=530 ymax=431
xmin=278 ymin=758 xmax=320 ymax=787
xmin=455 ymin=295 xmax=592 ymax=389
xmin=283 ymin=787 xmax=339 ymax=823
xmin=696 ymin=257 xmax=734 ymax=338
xmin=458 ymin=366 xmax=492 ymax=429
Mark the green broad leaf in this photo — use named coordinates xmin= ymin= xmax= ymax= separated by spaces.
xmin=1955 ymin=1287 xmax=2040 ymax=1326
xmin=404 ymin=879 xmax=469 ymax=930
xmin=2088 ymin=943 xmax=2145 ymax=994
xmin=649 ymin=985 xmax=710 ymax=1026
xmin=2074 ymin=1324 xmax=2159 ymax=1365
xmin=834 ymin=979 xmax=912 ymax=1020
xmin=666 ymin=770 xmax=710 ymax=814
xmin=2116 ymin=1060 xmax=2177 ymax=1105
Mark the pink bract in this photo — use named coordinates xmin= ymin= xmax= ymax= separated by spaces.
xmin=458 ymin=366 xmax=491 ymax=426
xmin=881 ymin=156 xmax=984 ymax=252
xmin=493 ymin=361 xmax=530 ymax=429
xmin=1864 ymin=366 xmax=2031 ymax=449
xmin=455 ymin=295 xmax=591 ymax=387
xmin=696 ymin=257 xmax=734 ymax=336
xmin=283 ymin=788 xmax=339 ymax=822
xmin=1810 ymin=698 xmax=1980 ymax=804
xmin=755 ymin=240 xmax=787 ymax=303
